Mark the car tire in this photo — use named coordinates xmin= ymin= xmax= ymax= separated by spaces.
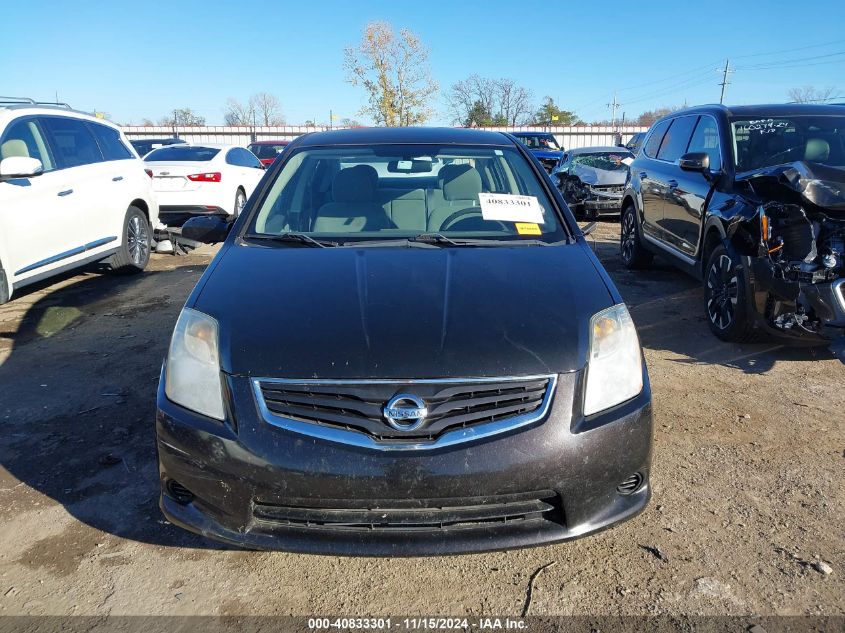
xmin=234 ymin=188 xmax=246 ymax=217
xmin=0 ymin=262 xmax=9 ymax=305
xmin=108 ymin=206 xmax=151 ymax=274
xmin=704 ymin=244 xmax=757 ymax=342
xmin=620 ymin=204 xmax=653 ymax=269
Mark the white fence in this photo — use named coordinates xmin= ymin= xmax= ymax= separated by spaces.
xmin=121 ymin=125 xmax=649 ymax=150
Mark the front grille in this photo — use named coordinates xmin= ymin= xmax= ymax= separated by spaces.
xmin=589 ymin=185 xmax=624 ymax=196
xmin=256 ymin=376 xmax=553 ymax=443
xmin=252 ymin=491 xmax=562 ymax=531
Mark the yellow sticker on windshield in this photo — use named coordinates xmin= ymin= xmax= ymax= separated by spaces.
xmin=515 ymin=222 xmax=542 ymax=236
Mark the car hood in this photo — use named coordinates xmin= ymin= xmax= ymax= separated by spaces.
xmin=193 ymin=242 xmax=613 ymax=379
xmin=571 ymin=164 xmax=628 ymax=186
xmin=738 ymin=160 xmax=845 ymax=215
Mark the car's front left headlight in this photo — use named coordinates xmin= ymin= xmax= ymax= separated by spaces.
xmin=164 ymin=308 xmax=225 ymax=420
xmin=583 ymin=303 xmax=644 ymax=416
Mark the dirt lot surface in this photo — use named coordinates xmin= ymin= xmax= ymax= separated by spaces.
xmin=0 ymin=222 xmax=842 ymax=619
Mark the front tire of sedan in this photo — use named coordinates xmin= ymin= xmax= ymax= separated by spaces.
xmin=108 ymin=206 xmax=151 ymax=274
xmin=620 ymin=204 xmax=653 ymax=269
xmin=704 ymin=244 xmax=756 ymax=342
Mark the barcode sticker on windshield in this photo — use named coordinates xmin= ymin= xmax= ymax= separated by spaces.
xmin=478 ymin=193 xmax=545 ymax=224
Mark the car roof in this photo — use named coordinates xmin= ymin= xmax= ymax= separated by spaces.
xmin=569 ymin=146 xmax=633 ymax=154
xmin=294 ymin=127 xmax=513 ymax=147
xmin=249 ymin=139 xmax=290 ymax=145
xmin=661 ymin=103 xmax=845 ymax=119
xmin=0 ymin=104 xmax=123 ymax=130
xmin=510 ymin=131 xmax=555 ymax=137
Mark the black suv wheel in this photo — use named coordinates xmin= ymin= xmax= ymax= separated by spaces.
xmin=620 ymin=204 xmax=653 ymax=269
xmin=704 ymin=244 xmax=756 ymax=342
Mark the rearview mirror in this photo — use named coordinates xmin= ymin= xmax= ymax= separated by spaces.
xmin=678 ymin=152 xmax=710 ymax=172
xmin=181 ymin=216 xmax=232 ymax=244
xmin=0 ymin=156 xmax=43 ymax=180
xmin=387 ymin=159 xmax=432 ymax=174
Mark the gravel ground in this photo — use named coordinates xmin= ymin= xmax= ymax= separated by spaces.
xmin=0 ymin=223 xmax=842 ymax=619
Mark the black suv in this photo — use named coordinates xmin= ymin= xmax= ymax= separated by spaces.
xmin=620 ymin=104 xmax=845 ymax=352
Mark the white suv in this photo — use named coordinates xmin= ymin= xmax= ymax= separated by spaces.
xmin=0 ymin=99 xmax=158 ymax=304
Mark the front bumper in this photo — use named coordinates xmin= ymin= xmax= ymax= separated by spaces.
xmin=156 ymin=371 xmax=653 ymax=555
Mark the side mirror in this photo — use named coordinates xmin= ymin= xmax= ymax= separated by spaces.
xmin=0 ymin=156 xmax=43 ymax=180
xmin=181 ymin=216 xmax=232 ymax=244
xmin=678 ymin=152 xmax=710 ymax=172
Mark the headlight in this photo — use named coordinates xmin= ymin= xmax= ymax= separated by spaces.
xmin=583 ymin=304 xmax=643 ymax=416
xmin=164 ymin=308 xmax=225 ymax=420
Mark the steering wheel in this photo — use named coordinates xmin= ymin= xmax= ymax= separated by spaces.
xmin=440 ymin=207 xmax=506 ymax=232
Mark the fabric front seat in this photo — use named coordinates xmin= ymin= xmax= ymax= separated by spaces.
xmin=804 ymin=138 xmax=830 ymax=162
xmin=427 ymin=164 xmax=483 ymax=231
xmin=313 ymin=165 xmax=391 ymax=232
xmin=1 ymin=139 xmax=30 ymax=159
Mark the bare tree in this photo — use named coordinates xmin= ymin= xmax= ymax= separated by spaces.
xmin=447 ymin=75 xmax=534 ymax=126
xmin=157 ymin=108 xmax=205 ymax=127
xmin=250 ymin=92 xmax=285 ymax=125
xmin=224 ymin=98 xmax=254 ymax=126
xmin=446 ymin=75 xmax=496 ymax=125
xmin=496 ymin=79 xmax=534 ymax=126
xmin=788 ymin=85 xmax=838 ymax=104
xmin=344 ymin=21 xmax=438 ymax=126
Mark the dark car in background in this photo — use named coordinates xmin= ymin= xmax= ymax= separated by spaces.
xmin=511 ymin=132 xmax=564 ymax=173
xmin=552 ymin=146 xmax=634 ymax=218
xmin=624 ymin=132 xmax=646 ymax=155
xmin=247 ymin=140 xmax=290 ymax=166
xmin=130 ymin=137 xmax=185 ymax=157
xmin=620 ymin=104 xmax=845 ymax=353
xmin=156 ymin=127 xmax=653 ymax=555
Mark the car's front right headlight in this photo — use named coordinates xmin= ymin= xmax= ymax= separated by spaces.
xmin=583 ymin=303 xmax=644 ymax=416
xmin=164 ymin=308 xmax=225 ymax=420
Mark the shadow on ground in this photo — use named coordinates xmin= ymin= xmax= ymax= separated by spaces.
xmin=0 ymin=261 xmax=224 ymax=550
xmin=585 ymin=223 xmax=836 ymax=374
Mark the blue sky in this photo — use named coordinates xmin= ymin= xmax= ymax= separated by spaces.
xmin=2 ymin=0 xmax=844 ymax=126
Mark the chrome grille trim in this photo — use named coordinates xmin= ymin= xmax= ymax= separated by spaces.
xmin=252 ymin=375 xmax=558 ymax=451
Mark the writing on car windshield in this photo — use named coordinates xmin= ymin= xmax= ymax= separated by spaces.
xmin=731 ymin=115 xmax=845 ymax=171
xmin=247 ymin=145 xmax=566 ymax=243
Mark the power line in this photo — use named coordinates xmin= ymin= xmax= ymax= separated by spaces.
xmin=736 ymin=49 xmax=845 ymax=70
xmin=731 ymin=37 xmax=845 ymax=60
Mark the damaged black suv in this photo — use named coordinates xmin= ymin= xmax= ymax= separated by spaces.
xmin=620 ymin=104 xmax=845 ymax=352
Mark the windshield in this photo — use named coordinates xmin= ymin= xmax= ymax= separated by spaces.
xmin=144 ymin=146 xmax=220 ymax=162
xmin=572 ymin=151 xmax=632 ymax=171
xmin=249 ymin=143 xmax=288 ymax=159
xmin=246 ymin=144 xmax=566 ymax=243
xmin=514 ymin=135 xmax=561 ymax=151
xmin=731 ymin=115 xmax=845 ymax=172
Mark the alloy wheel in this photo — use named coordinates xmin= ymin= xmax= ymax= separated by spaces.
xmin=127 ymin=215 xmax=150 ymax=265
xmin=621 ymin=211 xmax=636 ymax=262
xmin=706 ymin=254 xmax=738 ymax=330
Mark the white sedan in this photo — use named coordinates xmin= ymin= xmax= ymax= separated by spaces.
xmin=144 ymin=143 xmax=265 ymax=226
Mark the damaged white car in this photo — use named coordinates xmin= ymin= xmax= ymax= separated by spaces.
xmin=552 ymin=147 xmax=633 ymax=218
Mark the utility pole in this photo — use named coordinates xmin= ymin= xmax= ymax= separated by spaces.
xmin=607 ymin=93 xmax=620 ymax=131
xmin=329 ymin=109 xmax=333 ymax=130
xmin=718 ymin=59 xmax=733 ymax=104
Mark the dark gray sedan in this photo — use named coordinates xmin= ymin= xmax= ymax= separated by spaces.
xmin=155 ymin=127 xmax=653 ymax=555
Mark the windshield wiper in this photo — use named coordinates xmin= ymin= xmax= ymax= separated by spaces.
xmin=244 ymin=233 xmax=338 ymax=248
xmin=409 ymin=233 xmax=499 ymax=247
